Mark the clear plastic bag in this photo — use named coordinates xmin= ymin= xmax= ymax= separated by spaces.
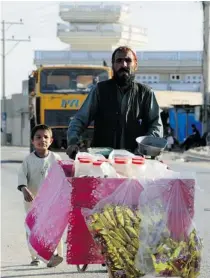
xmin=108 ymin=149 xmax=135 ymax=160
xmin=100 ymin=162 xmax=119 ymax=178
xmin=82 ymin=179 xmax=144 ymax=278
xmin=143 ymin=160 xmax=168 ymax=178
xmin=135 ymin=172 xmax=202 ymax=277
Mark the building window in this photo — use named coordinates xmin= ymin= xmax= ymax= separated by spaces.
xmin=185 ymin=74 xmax=202 ymax=83
xmin=170 ymin=74 xmax=181 ymax=81
xmin=135 ymin=74 xmax=160 ymax=83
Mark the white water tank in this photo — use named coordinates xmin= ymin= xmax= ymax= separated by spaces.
xmin=59 ymin=2 xmax=130 ymax=23
xmin=57 ymin=2 xmax=148 ymax=51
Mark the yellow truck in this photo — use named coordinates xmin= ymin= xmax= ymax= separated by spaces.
xmin=29 ymin=64 xmax=112 ymax=150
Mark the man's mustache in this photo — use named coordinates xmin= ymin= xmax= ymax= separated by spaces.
xmin=118 ymin=68 xmax=130 ymax=73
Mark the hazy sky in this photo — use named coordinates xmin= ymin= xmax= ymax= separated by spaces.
xmin=1 ymin=1 xmax=203 ymax=97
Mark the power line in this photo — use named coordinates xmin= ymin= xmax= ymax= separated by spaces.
xmin=1 ymin=19 xmax=31 ymax=145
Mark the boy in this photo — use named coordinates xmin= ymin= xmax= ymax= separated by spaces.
xmin=18 ymin=124 xmax=63 ymax=267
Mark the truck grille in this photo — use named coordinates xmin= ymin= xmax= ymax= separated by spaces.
xmin=44 ymin=109 xmax=77 ymax=127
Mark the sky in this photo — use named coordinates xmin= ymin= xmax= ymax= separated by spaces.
xmin=1 ymin=1 xmax=203 ymax=98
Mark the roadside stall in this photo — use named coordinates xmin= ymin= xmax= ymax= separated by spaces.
xmin=25 ymin=137 xmax=201 ymax=277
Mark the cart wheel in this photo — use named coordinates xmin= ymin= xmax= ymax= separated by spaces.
xmin=76 ymin=264 xmax=88 ymax=272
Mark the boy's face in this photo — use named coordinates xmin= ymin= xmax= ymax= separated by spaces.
xmin=32 ymin=129 xmax=53 ymax=152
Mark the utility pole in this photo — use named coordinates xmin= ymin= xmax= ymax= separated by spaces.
xmin=1 ymin=19 xmax=30 ymax=145
xmin=202 ymin=2 xmax=210 ymax=134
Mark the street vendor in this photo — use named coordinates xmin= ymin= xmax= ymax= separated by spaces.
xmin=67 ymin=46 xmax=163 ymax=159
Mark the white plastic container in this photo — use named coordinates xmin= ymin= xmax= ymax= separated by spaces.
xmin=90 ymin=161 xmax=104 ymax=178
xmin=74 ymin=158 xmax=92 ymax=177
xmin=101 ymin=162 xmax=118 ymax=178
xmin=132 ymin=156 xmax=145 ymax=163
xmin=130 ymin=158 xmax=146 ymax=178
xmin=74 ymin=154 xmax=93 ymax=177
xmin=113 ymin=158 xmax=130 ymax=177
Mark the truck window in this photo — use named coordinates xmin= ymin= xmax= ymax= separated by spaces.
xmin=40 ymin=68 xmax=109 ymax=94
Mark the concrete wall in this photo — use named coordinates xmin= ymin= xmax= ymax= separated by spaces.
xmin=22 ymin=80 xmax=29 ymax=95
xmin=1 ymin=94 xmax=30 ymax=147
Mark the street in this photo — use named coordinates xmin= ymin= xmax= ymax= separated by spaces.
xmin=1 ymin=147 xmax=210 ymax=278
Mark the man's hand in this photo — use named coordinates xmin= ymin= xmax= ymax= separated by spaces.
xmin=22 ymin=187 xmax=34 ymax=202
xmin=66 ymin=144 xmax=79 ymax=159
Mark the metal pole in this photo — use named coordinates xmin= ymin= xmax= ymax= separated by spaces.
xmin=175 ymin=107 xmax=178 ymax=140
xmin=2 ymin=20 xmax=6 ymax=145
xmin=186 ymin=108 xmax=189 ymax=138
xmin=1 ymin=19 xmax=30 ymax=145
xmin=2 ymin=20 xmax=5 ymax=104
xmin=202 ymin=2 xmax=210 ymax=134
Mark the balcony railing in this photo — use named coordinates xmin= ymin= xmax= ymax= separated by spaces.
xmin=57 ymin=23 xmax=148 ymax=37
xmin=34 ymin=50 xmax=203 ymax=65
xmin=59 ymin=2 xmax=130 ymax=13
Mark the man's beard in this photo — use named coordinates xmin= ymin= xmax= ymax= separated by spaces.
xmin=113 ymin=69 xmax=135 ymax=87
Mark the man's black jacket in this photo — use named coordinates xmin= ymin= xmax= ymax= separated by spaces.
xmin=67 ymin=79 xmax=163 ymax=152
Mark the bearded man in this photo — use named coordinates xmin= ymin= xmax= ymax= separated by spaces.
xmin=66 ymin=46 xmax=163 ymax=158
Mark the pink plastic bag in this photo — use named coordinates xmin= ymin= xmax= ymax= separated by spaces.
xmin=25 ymin=161 xmax=73 ymax=262
xmin=66 ymin=177 xmax=129 ymax=265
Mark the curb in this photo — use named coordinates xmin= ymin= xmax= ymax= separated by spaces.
xmin=184 ymin=153 xmax=210 ymax=162
xmin=1 ymin=160 xmax=23 ymax=164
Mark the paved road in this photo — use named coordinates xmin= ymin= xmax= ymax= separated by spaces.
xmin=1 ymin=147 xmax=210 ymax=278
